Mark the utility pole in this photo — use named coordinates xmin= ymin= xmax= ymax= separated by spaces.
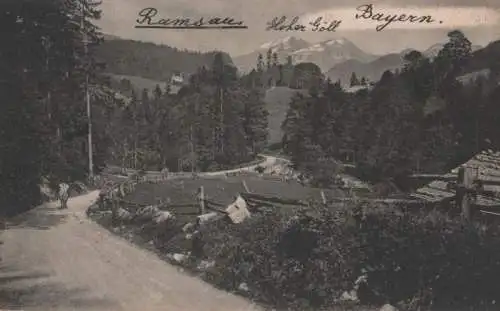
xmin=219 ymin=65 xmax=224 ymax=154
xmin=81 ymin=0 xmax=94 ymax=181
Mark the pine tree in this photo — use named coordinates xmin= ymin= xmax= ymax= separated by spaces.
xmin=272 ymin=52 xmax=279 ymax=67
xmin=350 ymin=72 xmax=360 ymax=87
xmin=0 ymin=0 xmax=105 ymax=214
xmin=266 ymin=48 xmax=272 ymax=69
xmin=154 ymin=84 xmax=162 ymax=99
xmin=141 ymin=88 xmax=149 ymax=104
xmin=243 ymin=89 xmax=269 ymax=154
xmin=257 ymin=53 xmax=264 ymax=72
xmin=278 ymin=64 xmax=284 ymax=86
xmin=436 ymin=30 xmax=472 ymax=78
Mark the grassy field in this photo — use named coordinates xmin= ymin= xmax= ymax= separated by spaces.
xmin=91 ymin=173 xmax=384 ymax=311
xmin=124 ymin=175 xmax=346 ymax=211
xmin=264 ymin=86 xmax=308 ymax=145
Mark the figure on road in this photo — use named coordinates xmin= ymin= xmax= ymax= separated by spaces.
xmin=58 ymin=182 xmax=70 ymax=209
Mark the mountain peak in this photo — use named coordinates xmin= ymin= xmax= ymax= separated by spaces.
xmin=233 ymin=36 xmax=375 ymax=73
xmin=290 ymin=37 xmax=375 ymax=72
xmin=259 ymin=36 xmax=309 ymax=51
xmin=323 ymin=38 xmax=349 ymax=46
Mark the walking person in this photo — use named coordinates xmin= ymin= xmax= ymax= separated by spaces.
xmin=58 ymin=182 xmax=70 ymax=209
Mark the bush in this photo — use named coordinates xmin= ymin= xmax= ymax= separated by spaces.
xmin=356 ymin=207 xmax=500 ymax=310
xmin=197 ymin=208 xmax=362 ymax=309
xmin=193 ymin=202 xmax=500 ymax=311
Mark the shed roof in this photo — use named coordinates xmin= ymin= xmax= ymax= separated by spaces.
xmin=411 ymin=150 xmax=500 ymax=207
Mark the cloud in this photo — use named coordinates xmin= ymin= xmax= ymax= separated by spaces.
xmin=300 ymin=5 xmax=500 ymax=31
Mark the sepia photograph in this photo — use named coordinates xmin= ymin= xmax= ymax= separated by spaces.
xmin=1 ymin=0 xmax=500 ymax=310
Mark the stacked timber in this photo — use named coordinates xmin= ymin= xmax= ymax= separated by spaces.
xmin=411 ymin=150 xmax=500 ymax=208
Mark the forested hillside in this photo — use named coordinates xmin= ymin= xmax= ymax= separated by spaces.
xmin=106 ymin=74 xmax=167 ymax=97
xmin=101 ymin=54 xmax=269 ymax=172
xmin=240 ymin=52 xmax=326 ymax=146
xmin=461 ymin=39 xmax=500 ymax=74
xmin=0 ymin=0 xmax=267 ymax=215
xmin=282 ymin=31 xmax=500 ymax=188
xmin=0 ymin=0 xmax=113 ymax=215
xmin=93 ymin=38 xmax=234 ymax=81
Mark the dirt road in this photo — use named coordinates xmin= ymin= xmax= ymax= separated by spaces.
xmin=0 ymin=191 xmax=262 ymax=311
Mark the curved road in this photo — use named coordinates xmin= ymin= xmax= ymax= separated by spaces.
xmin=0 ymin=191 xmax=262 ymax=311
xmin=107 ymin=155 xmax=288 ymax=179
xmin=198 ymin=155 xmax=279 ymax=177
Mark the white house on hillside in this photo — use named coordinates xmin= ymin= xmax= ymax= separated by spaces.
xmin=171 ymin=72 xmax=184 ymax=85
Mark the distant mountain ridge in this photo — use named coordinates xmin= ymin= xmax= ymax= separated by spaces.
xmin=233 ymin=36 xmax=310 ymax=73
xmin=327 ymin=42 xmax=483 ymax=86
xmin=233 ymin=36 xmax=377 ymax=73
xmin=326 ymin=53 xmax=403 ymax=86
xmin=290 ymin=38 xmax=377 ymax=72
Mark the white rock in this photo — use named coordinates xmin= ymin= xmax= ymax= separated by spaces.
xmin=135 ymin=205 xmax=159 ymax=221
xmin=152 ymin=211 xmax=173 ymax=224
xmin=340 ymin=290 xmax=359 ymax=302
xmin=238 ymin=283 xmax=249 ymax=292
xmin=380 ymin=304 xmax=398 ymax=311
xmin=182 ymin=222 xmax=195 ymax=233
xmin=172 ymin=253 xmax=188 ymax=263
xmin=116 ymin=208 xmax=132 ymax=221
xmin=225 ymin=195 xmax=251 ymax=224
xmin=197 ymin=260 xmax=215 ymax=271
xmin=197 ymin=212 xmax=219 ymax=224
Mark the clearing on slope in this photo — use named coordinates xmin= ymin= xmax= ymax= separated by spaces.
xmin=264 ymin=86 xmax=308 ymax=145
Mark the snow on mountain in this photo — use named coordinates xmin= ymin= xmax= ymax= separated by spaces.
xmin=233 ymin=36 xmax=310 ymax=73
xmin=290 ymin=38 xmax=377 ymax=72
xmin=325 ymin=38 xmax=346 ymax=45
xmin=259 ymin=36 xmax=309 ymax=52
xmin=233 ymin=36 xmax=377 ymax=73
xmin=423 ymin=43 xmax=445 ymax=58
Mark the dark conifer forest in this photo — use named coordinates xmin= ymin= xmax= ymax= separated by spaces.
xmin=2 ymin=0 xmax=500 ymax=214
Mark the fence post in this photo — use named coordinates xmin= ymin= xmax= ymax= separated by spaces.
xmin=320 ymin=190 xmax=327 ymax=205
xmin=242 ymin=180 xmax=251 ymax=193
xmin=199 ymin=186 xmax=205 ymax=215
xmin=457 ymin=166 xmax=474 ymax=221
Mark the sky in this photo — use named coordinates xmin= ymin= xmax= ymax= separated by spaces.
xmin=96 ymin=0 xmax=500 ymax=56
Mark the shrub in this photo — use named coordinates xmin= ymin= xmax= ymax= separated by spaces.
xmin=355 ymin=206 xmax=500 ymax=310
xmin=254 ymin=165 xmax=265 ymax=174
xmin=194 ymin=202 xmax=500 ymax=311
xmin=197 ymin=207 xmax=362 ymax=309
